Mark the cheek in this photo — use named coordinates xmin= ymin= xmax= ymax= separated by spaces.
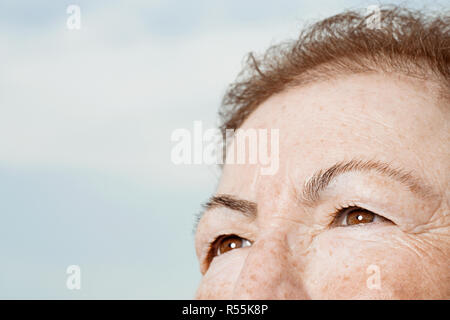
xmin=304 ymin=232 xmax=380 ymax=299
xmin=304 ymin=226 xmax=448 ymax=299
xmin=195 ymin=250 xmax=248 ymax=299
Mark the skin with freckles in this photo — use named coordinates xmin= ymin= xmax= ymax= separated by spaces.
xmin=194 ymin=73 xmax=450 ymax=299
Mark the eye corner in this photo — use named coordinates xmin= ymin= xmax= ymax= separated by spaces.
xmin=329 ymin=205 xmax=355 ymax=227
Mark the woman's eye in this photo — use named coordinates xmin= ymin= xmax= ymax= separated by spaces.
xmin=211 ymin=235 xmax=252 ymax=257
xmin=332 ymin=206 xmax=390 ymax=227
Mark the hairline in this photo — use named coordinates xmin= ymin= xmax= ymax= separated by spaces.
xmin=225 ymin=61 xmax=449 ymax=138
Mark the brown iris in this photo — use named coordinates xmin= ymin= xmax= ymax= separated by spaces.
xmin=346 ymin=209 xmax=375 ymax=225
xmin=206 ymin=235 xmax=253 ymax=264
xmin=217 ymin=235 xmax=245 ymax=255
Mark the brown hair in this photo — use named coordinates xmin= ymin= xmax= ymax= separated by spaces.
xmin=219 ymin=5 xmax=449 ymax=137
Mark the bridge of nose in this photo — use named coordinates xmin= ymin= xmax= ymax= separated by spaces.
xmin=231 ymin=225 xmax=312 ymax=299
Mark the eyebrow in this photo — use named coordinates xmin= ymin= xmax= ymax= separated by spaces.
xmin=300 ymin=158 xmax=435 ymax=206
xmin=203 ymin=194 xmax=257 ymax=216
xmin=195 ymin=158 xmax=435 ymax=231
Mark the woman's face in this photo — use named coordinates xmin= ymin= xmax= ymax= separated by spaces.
xmin=194 ymin=73 xmax=449 ymax=299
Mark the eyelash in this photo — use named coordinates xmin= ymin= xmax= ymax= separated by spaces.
xmin=329 ymin=204 xmax=357 ymax=226
xmin=205 ymin=205 xmax=389 ymax=265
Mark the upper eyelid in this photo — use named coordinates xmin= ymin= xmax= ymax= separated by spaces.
xmin=335 ymin=205 xmax=370 ymax=216
xmin=194 ymin=199 xmax=257 ymax=237
xmin=330 ymin=199 xmax=395 ymax=222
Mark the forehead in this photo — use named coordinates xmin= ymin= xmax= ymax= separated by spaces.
xmin=217 ymin=73 xmax=448 ymax=197
xmin=241 ymin=72 xmax=443 ymax=132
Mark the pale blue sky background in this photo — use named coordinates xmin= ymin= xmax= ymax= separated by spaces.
xmin=0 ymin=0 xmax=447 ymax=299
